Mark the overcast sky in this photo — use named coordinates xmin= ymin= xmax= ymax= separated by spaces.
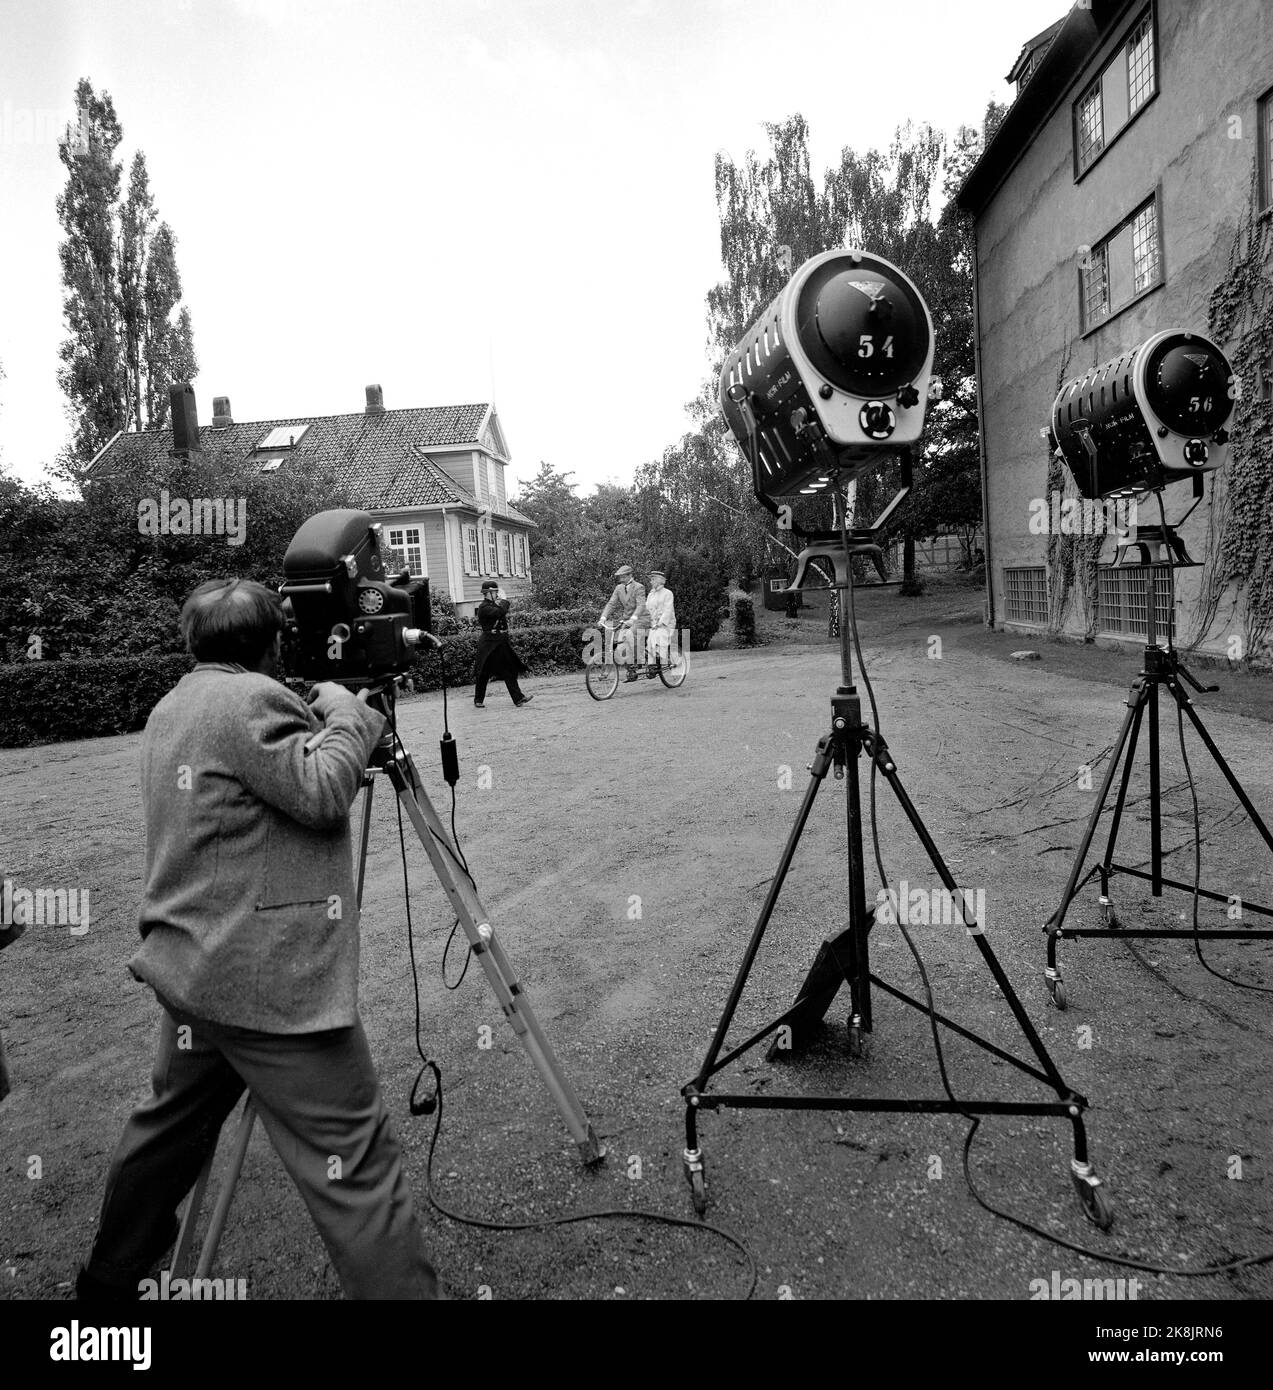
xmin=0 ymin=0 xmax=1067 ymax=497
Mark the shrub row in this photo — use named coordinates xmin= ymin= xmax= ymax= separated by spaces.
xmin=0 ymin=624 xmax=597 ymax=747
xmin=434 ymin=605 xmax=598 ymax=636
xmin=0 ymin=653 xmax=197 ymax=748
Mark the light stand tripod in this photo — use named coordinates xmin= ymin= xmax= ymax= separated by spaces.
xmin=680 ymin=495 xmax=1113 ymax=1231
xmin=1043 ymin=502 xmax=1273 ymax=1011
xmin=170 ymin=688 xmax=604 ymax=1282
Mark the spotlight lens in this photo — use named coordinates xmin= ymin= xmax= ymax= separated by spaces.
xmin=1145 ymin=338 xmax=1232 ymax=435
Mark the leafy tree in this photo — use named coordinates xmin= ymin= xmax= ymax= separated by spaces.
xmin=667 ymin=546 xmax=725 ymax=651
xmin=701 ymin=114 xmax=994 ymax=585
xmin=56 ymin=80 xmax=197 ymax=462
xmin=57 ymin=80 xmax=126 ymax=460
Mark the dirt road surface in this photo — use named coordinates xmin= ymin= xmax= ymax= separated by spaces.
xmin=2 ymin=586 xmax=1271 ymax=1299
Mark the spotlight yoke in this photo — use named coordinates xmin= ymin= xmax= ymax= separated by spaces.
xmin=720 ymin=248 xmax=936 ymax=509
xmin=1049 ymin=330 xmax=1234 ymax=501
xmin=279 ymin=508 xmax=433 ymax=685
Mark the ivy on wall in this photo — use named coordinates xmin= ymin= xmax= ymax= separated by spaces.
xmin=1206 ymin=169 xmax=1273 ymax=664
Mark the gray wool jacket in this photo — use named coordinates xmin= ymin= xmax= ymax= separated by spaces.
xmin=128 ymin=663 xmax=386 ymax=1033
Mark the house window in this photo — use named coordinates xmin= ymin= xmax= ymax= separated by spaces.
xmin=1003 ymin=566 xmax=1047 ymax=625
xmin=255 ymin=423 xmax=311 ymax=450
xmin=1081 ymin=196 xmax=1162 ymax=330
xmin=464 ymin=524 xmax=480 ymax=575
xmin=515 ymin=534 xmax=527 ymax=577
xmin=386 ymin=526 xmax=425 ymax=578
xmin=484 ymin=528 xmax=498 ymax=574
xmin=1260 ymin=87 xmax=1273 ymax=211
xmin=486 ymin=458 xmax=499 ymax=512
xmin=499 ymin=531 xmax=512 ymax=575
xmin=1074 ymin=8 xmax=1156 ymax=175
xmin=1259 ymin=349 xmax=1273 ymax=403
xmin=1098 ymin=565 xmax=1175 ymax=639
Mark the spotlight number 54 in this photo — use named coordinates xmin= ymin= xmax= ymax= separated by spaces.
xmin=857 ymin=335 xmax=894 ymax=358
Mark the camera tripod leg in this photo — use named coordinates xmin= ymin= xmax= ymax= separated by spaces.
xmin=169 ymin=1094 xmax=258 ymax=1282
xmin=381 ymin=742 xmax=604 ymax=1164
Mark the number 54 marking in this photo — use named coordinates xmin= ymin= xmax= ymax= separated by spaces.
xmin=857 ymin=334 xmax=895 ymax=358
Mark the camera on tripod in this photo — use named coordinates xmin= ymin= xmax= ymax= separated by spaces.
xmin=279 ymin=508 xmax=434 ymax=686
xmin=1049 ymin=330 xmax=1234 ymax=501
xmin=719 ymin=248 xmax=937 ymax=504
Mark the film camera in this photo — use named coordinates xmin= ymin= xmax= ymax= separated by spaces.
xmin=1049 ymin=330 xmax=1234 ymax=500
xmin=720 ymin=248 xmax=937 ymax=505
xmin=279 ymin=509 xmax=434 ymax=685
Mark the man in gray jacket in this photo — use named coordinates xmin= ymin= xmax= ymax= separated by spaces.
xmin=77 ymin=578 xmax=440 ymax=1300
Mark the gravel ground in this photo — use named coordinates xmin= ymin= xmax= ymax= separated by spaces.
xmin=2 ymin=582 xmax=1272 ymax=1300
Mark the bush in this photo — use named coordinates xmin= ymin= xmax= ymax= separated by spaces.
xmin=0 ymin=654 xmax=196 ymax=747
xmin=729 ymin=589 xmax=758 ymax=647
xmin=0 ymin=624 xmax=599 ymax=747
xmin=411 ymin=622 xmax=592 ymax=691
xmin=668 ymin=548 xmax=724 ymax=651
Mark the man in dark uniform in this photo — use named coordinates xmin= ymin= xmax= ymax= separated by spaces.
xmin=473 ymin=581 xmax=532 ymax=708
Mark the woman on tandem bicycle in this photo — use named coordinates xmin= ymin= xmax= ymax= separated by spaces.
xmin=587 ymin=567 xmax=686 ymax=700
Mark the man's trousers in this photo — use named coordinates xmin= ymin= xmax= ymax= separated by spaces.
xmin=82 ymin=997 xmax=440 ymax=1299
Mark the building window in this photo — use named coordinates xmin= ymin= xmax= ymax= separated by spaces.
xmin=386 ymin=526 xmax=425 ymax=578
xmin=484 ymin=528 xmax=498 ymax=574
xmin=1074 ymin=8 xmax=1156 ymax=176
xmin=1003 ymin=566 xmax=1048 ymax=625
xmin=1260 ymin=87 xmax=1273 ymax=211
xmin=1081 ymin=196 xmax=1162 ymax=330
xmin=516 ymin=534 xmax=528 ymax=577
xmin=464 ymin=524 xmax=480 ymax=575
xmin=499 ymin=532 xmax=512 ymax=575
xmin=255 ymin=423 xmax=311 ymax=450
xmin=1098 ymin=565 xmax=1175 ymax=639
xmin=486 ymin=458 xmax=500 ymax=512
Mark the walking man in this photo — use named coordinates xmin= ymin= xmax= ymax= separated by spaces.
xmin=474 ymin=581 xmax=532 ymax=708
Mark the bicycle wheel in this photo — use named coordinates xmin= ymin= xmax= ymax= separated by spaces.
xmin=658 ymin=648 xmax=688 ymax=688
xmin=586 ymin=661 xmax=620 ymax=701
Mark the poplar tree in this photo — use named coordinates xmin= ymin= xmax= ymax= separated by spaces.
xmin=56 ymin=78 xmax=197 ymax=462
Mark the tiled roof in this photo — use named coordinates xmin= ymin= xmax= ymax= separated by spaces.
xmin=87 ymin=402 xmax=535 ymax=525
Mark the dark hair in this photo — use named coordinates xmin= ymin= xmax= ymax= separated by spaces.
xmin=180 ymin=578 xmax=284 ymax=667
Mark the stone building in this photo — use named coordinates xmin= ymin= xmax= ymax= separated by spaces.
xmin=956 ymin=0 xmax=1273 ymax=658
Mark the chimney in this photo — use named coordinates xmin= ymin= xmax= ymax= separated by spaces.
xmin=211 ymin=395 xmax=233 ymax=427
xmin=169 ymin=382 xmax=200 ymax=454
xmin=365 ymin=383 xmax=385 ymax=416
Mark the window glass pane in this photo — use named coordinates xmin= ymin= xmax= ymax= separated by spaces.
xmin=1127 ymin=15 xmax=1155 ymax=113
xmin=1077 ymin=84 xmax=1103 ymax=168
xmin=1106 ymin=222 xmax=1136 ymax=310
xmin=1102 ymin=58 xmax=1130 ymax=142
xmin=1263 ymin=94 xmax=1273 ymax=209
xmin=1083 ymin=244 xmax=1109 ymax=327
xmin=1131 ymin=204 xmax=1159 ymax=293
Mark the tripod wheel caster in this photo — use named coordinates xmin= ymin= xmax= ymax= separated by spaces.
xmin=1047 ymin=978 xmax=1068 ymax=1011
xmin=1072 ymin=1172 xmax=1114 ymax=1230
xmin=689 ymin=1171 xmax=708 ymax=1216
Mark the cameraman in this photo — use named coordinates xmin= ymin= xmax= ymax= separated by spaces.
xmin=77 ymin=578 xmax=441 ymax=1301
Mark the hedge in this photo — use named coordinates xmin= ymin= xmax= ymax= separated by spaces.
xmin=434 ymin=606 xmax=597 ymax=636
xmin=0 ymin=623 xmax=599 ymax=747
xmin=0 ymin=653 xmax=197 ymax=747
